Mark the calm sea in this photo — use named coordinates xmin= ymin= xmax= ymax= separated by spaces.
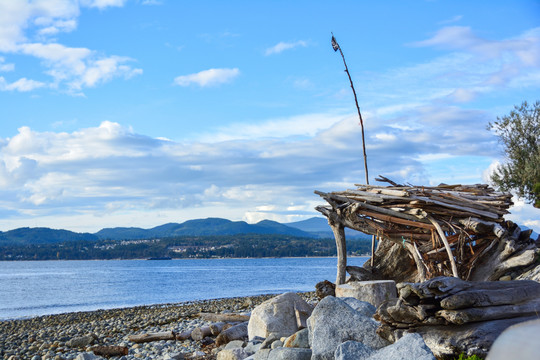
xmin=0 ymin=257 xmax=368 ymax=320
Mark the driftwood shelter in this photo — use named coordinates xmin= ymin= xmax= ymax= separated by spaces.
xmin=315 ymin=176 xmax=515 ymax=284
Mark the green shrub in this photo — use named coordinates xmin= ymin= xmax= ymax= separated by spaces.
xmin=454 ymin=354 xmax=483 ymax=360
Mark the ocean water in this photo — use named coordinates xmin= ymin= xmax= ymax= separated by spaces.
xmin=0 ymin=257 xmax=368 ymax=320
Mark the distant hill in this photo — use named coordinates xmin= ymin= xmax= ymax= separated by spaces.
xmin=95 ymin=218 xmax=311 ymax=240
xmin=0 ymin=216 xmax=372 ymax=246
xmin=0 ymin=227 xmax=98 ymax=246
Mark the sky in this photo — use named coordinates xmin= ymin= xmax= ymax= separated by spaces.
xmin=0 ymin=0 xmax=539 ymax=233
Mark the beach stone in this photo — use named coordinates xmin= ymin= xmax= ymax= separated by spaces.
xmin=66 ymin=335 xmax=95 ymax=348
xmin=307 ymin=296 xmax=389 ymax=360
xmin=335 ymin=280 xmax=397 ymax=308
xmin=225 ymin=340 xmax=246 ymax=350
xmin=340 ymin=297 xmax=376 ymax=317
xmin=217 ymin=348 xmax=249 ymax=360
xmin=267 ymin=347 xmax=311 ymax=360
xmin=75 ymin=353 xmax=104 ymax=360
xmin=162 ymin=352 xmax=185 ymax=360
xmin=260 ymin=334 xmax=280 ymax=349
xmin=315 ymin=280 xmax=335 ymax=299
xmin=248 ymin=293 xmax=313 ymax=340
xmin=253 ymin=349 xmax=272 ymax=360
xmin=244 ymin=339 xmax=263 ymax=355
xmin=334 ymin=341 xmax=374 ymax=360
xmin=487 ymin=318 xmax=540 ymax=360
xmin=365 ymin=333 xmax=435 ymax=360
xmin=270 ymin=340 xmax=283 ymax=349
xmin=283 ymin=328 xmax=309 ymax=348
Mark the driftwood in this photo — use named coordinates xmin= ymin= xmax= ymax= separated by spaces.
xmin=378 ymin=316 xmax=540 ymax=359
xmin=128 ymin=331 xmax=176 ymax=343
xmin=440 ymin=283 xmax=540 ymax=309
xmin=376 ymin=276 xmax=540 ymax=358
xmin=191 ymin=325 xmax=213 ymax=341
xmin=209 ymin=322 xmax=229 ymax=336
xmin=175 ymin=329 xmax=192 ymax=341
xmin=437 ymin=298 xmax=540 ymax=325
xmin=198 ymin=312 xmax=250 ymax=322
xmin=89 ymin=345 xmax=129 ymax=357
xmin=215 ymin=322 xmax=248 ymax=346
xmin=315 ymin=177 xmax=516 ymax=282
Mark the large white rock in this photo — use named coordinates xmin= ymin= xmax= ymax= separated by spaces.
xmin=487 ymin=318 xmax=540 ymax=360
xmin=248 ymin=292 xmax=313 ymax=340
xmin=336 ymin=280 xmax=397 ymax=308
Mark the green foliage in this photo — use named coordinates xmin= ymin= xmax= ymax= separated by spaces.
xmin=454 ymin=354 xmax=483 ymax=360
xmin=488 ymin=100 xmax=540 ymax=207
xmin=0 ymin=234 xmax=372 ymax=261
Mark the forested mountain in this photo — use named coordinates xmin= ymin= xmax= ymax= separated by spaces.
xmin=0 ymin=217 xmax=369 ymax=248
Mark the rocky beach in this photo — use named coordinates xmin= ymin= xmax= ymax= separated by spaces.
xmin=0 ymin=293 xmax=318 ymax=360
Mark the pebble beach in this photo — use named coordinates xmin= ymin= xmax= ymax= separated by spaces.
xmin=0 ymin=292 xmax=318 ymax=360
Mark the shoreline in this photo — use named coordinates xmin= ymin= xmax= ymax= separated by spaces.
xmin=0 ymin=292 xmax=317 ymax=360
xmin=0 ymin=255 xmax=370 ymax=262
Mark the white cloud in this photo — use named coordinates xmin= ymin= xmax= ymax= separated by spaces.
xmin=412 ymin=26 xmax=540 ymax=66
xmin=265 ymin=40 xmax=307 ymax=55
xmin=0 ymin=76 xmax=46 ymax=91
xmin=174 ymin=68 xmax=240 ymax=87
xmin=0 ymin=56 xmax=14 ymax=72
xmin=199 ymin=112 xmax=352 ymax=142
xmin=80 ymin=0 xmax=128 ymax=9
xmin=0 ymin=0 xmax=140 ymax=94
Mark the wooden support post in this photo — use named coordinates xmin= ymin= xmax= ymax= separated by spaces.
xmin=426 ymin=215 xmax=459 ymax=278
xmin=329 ymin=219 xmax=347 ymax=285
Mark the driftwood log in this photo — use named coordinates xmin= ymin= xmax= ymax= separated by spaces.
xmin=215 ymin=322 xmax=248 ymax=346
xmin=198 ymin=312 xmax=250 ymax=322
xmin=376 ymin=276 xmax=540 ymax=358
xmin=128 ymin=331 xmax=176 ymax=343
xmin=175 ymin=329 xmax=192 ymax=341
xmin=191 ymin=325 xmax=213 ymax=341
xmin=89 ymin=345 xmax=129 ymax=357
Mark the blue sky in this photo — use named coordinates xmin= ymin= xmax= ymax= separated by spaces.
xmin=0 ymin=0 xmax=539 ymax=233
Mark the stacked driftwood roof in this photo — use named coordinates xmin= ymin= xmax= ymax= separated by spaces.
xmin=315 ymin=176 xmax=514 ymax=280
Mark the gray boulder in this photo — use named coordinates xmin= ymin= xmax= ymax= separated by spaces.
xmin=217 ymin=348 xmax=249 ymax=360
xmin=340 ymin=297 xmax=376 ymax=317
xmin=253 ymin=349 xmax=272 ymax=360
xmin=335 ymin=280 xmax=397 ymax=308
xmin=225 ymin=340 xmax=246 ymax=350
xmin=67 ymin=335 xmax=95 ymax=348
xmin=244 ymin=338 xmax=264 ymax=355
xmin=248 ymin=292 xmax=313 ymax=340
xmin=75 ymin=353 xmax=104 ymax=360
xmin=334 ymin=341 xmax=374 ymax=360
xmin=366 ymin=333 xmax=435 ymax=360
xmin=308 ymin=296 xmax=389 ymax=360
xmin=268 ymin=347 xmax=311 ymax=360
xmin=283 ymin=328 xmax=309 ymax=348
xmin=162 ymin=353 xmax=184 ymax=360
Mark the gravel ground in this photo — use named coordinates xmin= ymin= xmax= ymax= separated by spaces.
xmin=0 ymin=292 xmax=317 ymax=360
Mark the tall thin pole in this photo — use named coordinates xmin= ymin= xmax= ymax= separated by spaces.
xmin=332 ymin=33 xmax=375 ymax=267
xmin=331 ymin=33 xmax=369 ymax=185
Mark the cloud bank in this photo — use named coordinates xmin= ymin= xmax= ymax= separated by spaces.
xmin=0 ymin=101 xmax=503 ymax=232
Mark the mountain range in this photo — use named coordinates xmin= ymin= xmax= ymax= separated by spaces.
xmin=0 ymin=217 xmax=369 ymax=246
